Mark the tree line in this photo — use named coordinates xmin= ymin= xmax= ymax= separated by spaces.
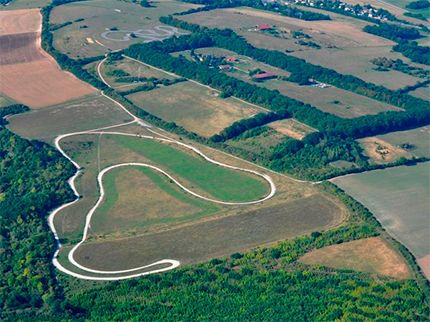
xmin=177 ymin=0 xmax=331 ymax=20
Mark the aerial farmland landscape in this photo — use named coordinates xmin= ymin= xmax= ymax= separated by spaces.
xmin=0 ymin=0 xmax=429 ymax=320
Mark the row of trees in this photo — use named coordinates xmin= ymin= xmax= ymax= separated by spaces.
xmin=363 ymin=22 xmax=430 ymax=65
xmin=178 ymin=0 xmax=330 ymax=20
xmin=161 ymin=16 xmax=430 ymax=111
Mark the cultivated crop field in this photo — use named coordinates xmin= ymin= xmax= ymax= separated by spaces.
xmin=127 ymin=81 xmax=265 ymax=137
xmin=300 ymin=237 xmax=411 ymax=279
xmin=332 ymin=162 xmax=430 ymax=278
xmin=50 ymin=0 xmax=198 ymax=58
xmin=0 ymin=9 xmax=95 ymax=108
xmin=376 ymin=125 xmax=430 ymax=158
xmin=410 ymin=85 xmax=430 ymax=101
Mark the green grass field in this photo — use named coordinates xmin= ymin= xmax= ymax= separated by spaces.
xmin=111 ymin=134 xmax=270 ymax=202
xmin=50 ymin=0 xmax=197 ymax=58
xmin=332 ymin=162 xmax=430 ymax=260
xmin=91 ymin=166 xmax=219 ymax=236
xmin=127 ymin=81 xmax=264 ymax=137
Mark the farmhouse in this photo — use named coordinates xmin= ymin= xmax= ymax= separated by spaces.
xmin=226 ymin=56 xmax=237 ymax=62
xmin=256 ymin=24 xmax=273 ymax=31
xmin=252 ymin=72 xmax=277 ymax=80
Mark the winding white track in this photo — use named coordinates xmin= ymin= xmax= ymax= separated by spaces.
xmin=48 ymin=64 xmax=276 ymax=280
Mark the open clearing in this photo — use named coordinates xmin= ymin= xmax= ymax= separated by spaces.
xmin=91 ymin=167 xmax=219 ymax=236
xmin=182 ymin=7 xmax=393 ymax=49
xmin=358 ymin=137 xmax=413 ymax=164
xmin=292 ymin=46 xmax=427 ymax=90
xmin=299 ymin=237 xmax=411 ymax=279
xmin=268 ymin=118 xmax=317 ymax=140
xmin=50 ymin=0 xmax=198 ymax=58
xmin=72 ymin=193 xmax=343 ymax=269
xmin=375 ymin=125 xmax=430 ymax=158
xmin=127 ymin=81 xmax=264 ymax=137
xmin=7 ymin=94 xmax=132 ymax=142
xmin=182 ymin=47 xmax=403 ymax=117
xmin=410 ymin=85 xmax=430 ymax=101
xmin=332 ymin=162 xmax=430 ymax=278
xmin=0 ymin=9 xmax=95 ymax=108
xmin=95 ymin=56 xmax=177 ymax=90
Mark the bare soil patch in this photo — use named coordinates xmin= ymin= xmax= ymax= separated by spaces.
xmin=0 ymin=9 xmax=95 ymax=108
xmin=300 ymin=237 xmax=411 ymax=279
xmin=358 ymin=137 xmax=412 ymax=164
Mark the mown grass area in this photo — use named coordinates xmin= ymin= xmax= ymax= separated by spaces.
xmin=112 ymin=134 xmax=270 ymax=202
xmin=6 ymin=93 xmax=132 ymax=142
xmin=92 ymin=166 xmax=219 ymax=236
xmin=127 ymin=80 xmax=263 ymax=137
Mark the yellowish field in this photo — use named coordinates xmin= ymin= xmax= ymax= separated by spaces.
xmin=358 ymin=137 xmax=413 ymax=164
xmin=300 ymin=237 xmax=411 ymax=279
xmin=127 ymin=81 xmax=264 ymax=137
xmin=268 ymin=118 xmax=317 ymax=140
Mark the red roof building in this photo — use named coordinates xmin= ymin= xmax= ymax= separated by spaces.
xmin=253 ymin=72 xmax=277 ymax=80
xmin=226 ymin=56 xmax=237 ymax=62
xmin=256 ymin=24 xmax=273 ymax=30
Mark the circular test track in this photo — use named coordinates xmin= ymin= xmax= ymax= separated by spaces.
xmin=48 ymin=91 xmax=276 ymax=281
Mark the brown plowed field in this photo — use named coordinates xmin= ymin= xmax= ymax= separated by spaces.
xmin=0 ymin=9 xmax=95 ymax=108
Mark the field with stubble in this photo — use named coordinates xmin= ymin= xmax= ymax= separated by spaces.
xmin=0 ymin=9 xmax=95 ymax=108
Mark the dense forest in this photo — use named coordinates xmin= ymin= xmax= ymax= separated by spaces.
xmin=0 ymin=123 xmax=76 ymax=319
xmin=406 ymin=0 xmax=430 ymax=9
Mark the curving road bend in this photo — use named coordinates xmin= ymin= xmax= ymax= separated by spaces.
xmin=48 ymin=83 xmax=276 ymax=280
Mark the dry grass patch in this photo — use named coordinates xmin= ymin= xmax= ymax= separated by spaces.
xmin=73 ymin=194 xmax=344 ymax=269
xmin=358 ymin=137 xmax=413 ymax=164
xmin=127 ymin=81 xmax=263 ymax=137
xmin=299 ymin=237 xmax=411 ymax=279
xmin=269 ymin=118 xmax=317 ymax=140
xmin=0 ymin=9 xmax=95 ymax=108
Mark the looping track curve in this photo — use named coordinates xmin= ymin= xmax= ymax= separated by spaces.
xmin=48 ymin=92 xmax=276 ymax=280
